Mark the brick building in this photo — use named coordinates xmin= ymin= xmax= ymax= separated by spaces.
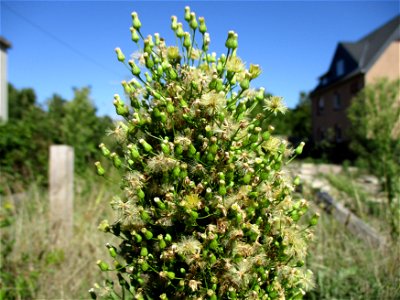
xmin=310 ymin=15 xmax=400 ymax=143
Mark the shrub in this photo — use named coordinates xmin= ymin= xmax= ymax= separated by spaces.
xmin=348 ymin=78 xmax=400 ymax=239
xmin=94 ymin=7 xmax=315 ymax=299
xmin=0 ymin=85 xmax=113 ymax=190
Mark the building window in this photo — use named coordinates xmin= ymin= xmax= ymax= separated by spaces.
xmin=335 ymin=125 xmax=342 ymax=142
xmin=317 ymin=97 xmax=325 ymax=115
xmin=333 ymin=92 xmax=341 ymax=110
xmin=336 ymin=59 xmax=345 ymax=77
xmin=318 ymin=127 xmax=326 ymax=140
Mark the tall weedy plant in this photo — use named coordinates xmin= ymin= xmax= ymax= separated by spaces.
xmin=93 ymin=7 xmax=316 ymax=299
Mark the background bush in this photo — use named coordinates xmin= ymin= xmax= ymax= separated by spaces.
xmin=0 ymin=84 xmax=113 ymax=192
xmin=348 ymin=78 xmax=400 ymax=238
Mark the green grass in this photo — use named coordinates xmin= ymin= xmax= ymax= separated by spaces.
xmin=304 ymin=169 xmax=400 ymax=300
xmin=323 ymin=171 xmax=393 ymax=233
xmin=305 ymin=210 xmax=400 ymax=300
xmin=324 ymin=172 xmax=369 ymax=204
xmin=1 ymin=172 xmax=120 ymax=299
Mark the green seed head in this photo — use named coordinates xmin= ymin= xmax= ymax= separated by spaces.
xmin=309 ymin=213 xmax=320 ymax=226
xmin=225 ymin=31 xmax=238 ymax=49
xmin=130 ymin=27 xmax=140 ymax=43
xmin=240 ymin=77 xmax=250 ymax=91
xmin=171 ymin=15 xmax=178 ymax=30
xmin=95 ymin=161 xmax=105 ymax=176
xmin=139 ymin=138 xmax=153 ymax=152
xmin=199 ymin=16 xmax=207 ymax=34
xmin=189 ymin=12 xmax=198 ymax=30
xmin=184 ymin=6 xmax=191 ymax=21
xmin=106 ymin=244 xmax=117 ymax=258
xmin=113 ymin=95 xmax=129 ymax=116
xmin=110 ymin=153 xmax=122 ymax=168
xmin=121 ymin=80 xmax=133 ymax=95
xmin=203 ymin=32 xmax=210 ymax=51
xmin=129 ymin=60 xmax=141 ymax=76
xmin=140 ymin=247 xmax=148 ymax=256
xmin=115 ymin=47 xmax=125 ymax=62
xmin=176 ymin=23 xmax=184 ymax=38
xmin=183 ymin=32 xmax=191 ymax=49
xmin=97 ymin=260 xmax=109 ymax=272
xmin=131 ymin=12 xmax=142 ymax=30
xmin=164 ymin=233 xmax=172 ymax=243
xmin=295 ymin=142 xmax=305 ymax=155
xmin=167 ymin=271 xmax=175 ymax=280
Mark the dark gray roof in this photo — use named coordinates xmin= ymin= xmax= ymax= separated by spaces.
xmin=341 ymin=15 xmax=400 ymax=72
xmin=312 ymin=15 xmax=400 ymax=93
xmin=0 ymin=36 xmax=12 ymax=50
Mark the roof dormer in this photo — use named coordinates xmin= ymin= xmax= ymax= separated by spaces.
xmin=336 ymin=59 xmax=345 ymax=77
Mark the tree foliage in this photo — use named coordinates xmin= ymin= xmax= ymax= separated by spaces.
xmin=348 ymin=78 xmax=400 ymax=238
xmin=59 ymin=87 xmax=113 ymax=172
xmin=0 ymin=84 xmax=113 ymax=190
xmin=0 ymin=85 xmax=49 ymax=186
xmin=285 ymin=92 xmax=312 ymax=143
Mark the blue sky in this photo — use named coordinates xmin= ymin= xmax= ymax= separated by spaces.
xmin=1 ymin=1 xmax=399 ymax=117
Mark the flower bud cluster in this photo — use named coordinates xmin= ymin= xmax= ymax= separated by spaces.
xmin=93 ymin=7 xmax=314 ymax=300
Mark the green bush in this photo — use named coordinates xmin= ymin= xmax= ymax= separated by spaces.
xmin=0 ymin=85 xmax=50 ymax=187
xmin=348 ymin=78 xmax=400 ymax=238
xmin=0 ymin=85 xmax=113 ymax=190
xmin=94 ymin=7 xmax=315 ymax=299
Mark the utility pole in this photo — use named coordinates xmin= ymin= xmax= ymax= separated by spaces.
xmin=0 ymin=37 xmax=11 ymax=123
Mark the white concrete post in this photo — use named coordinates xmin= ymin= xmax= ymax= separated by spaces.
xmin=0 ymin=37 xmax=11 ymax=123
xmin=49 ymin=145 xmax=74 ymax=245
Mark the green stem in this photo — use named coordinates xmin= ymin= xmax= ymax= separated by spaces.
xmin=196 ymin=213 xmax=215 ymax=220
xmin=227 ymin=89 xmax=244 ymax=110
xmin=188 ymin=29 xmax=196 ymax=66
xmin=285 ymin=154 xmax=298 ymax=166
xmin=137 ymin=29 xmax=145 ymax=40
xmin=144 ymin=131 xmax=164 ymax=141
xmin=219 ymin=48 xmax=231 ymax=77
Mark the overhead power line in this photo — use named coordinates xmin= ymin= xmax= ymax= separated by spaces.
xmin=2 ymin=2 xmax=123 ymax=77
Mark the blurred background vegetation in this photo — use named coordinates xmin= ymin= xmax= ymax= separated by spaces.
xmin=0 ymin=84 xmax=113 ymax=192
xmin=0 ymin=81 xmax=399 ymax=299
